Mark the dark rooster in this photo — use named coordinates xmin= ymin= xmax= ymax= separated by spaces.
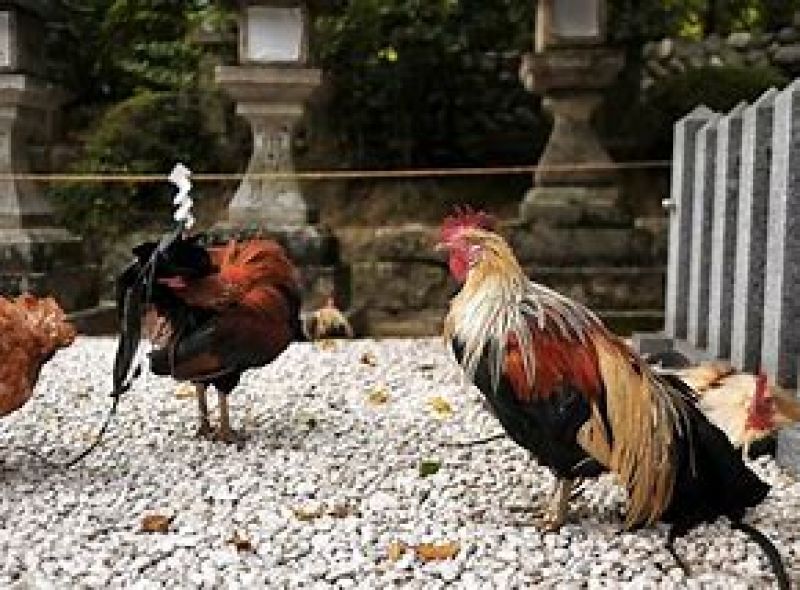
xmin=438 ymin=210 xmax=788 ymax=585
xmin=117 ymin=234 xmax=302 ymax=445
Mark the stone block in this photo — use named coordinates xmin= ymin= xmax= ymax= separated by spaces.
xmin=665 ymin=106 xmax=714 ymax=340
xmin=687 ymin=114 xmax=720 ymax=349
xmin=732 ymin=88 xmax=777 ymax=373
xmin=761 ymin=80 xmax=800 ymax=387
xmin=708 ymin=103 xmax=745 ymax=359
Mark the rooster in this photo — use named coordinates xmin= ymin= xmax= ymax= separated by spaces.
xmin=661 ymin=362 xmax=800 ymax=457
xmin=438 ymin=210 xmax=788 ymax=584
xmin=0 ymin=294 xmax=76 ymax=417
xmin=117 ymin=234 xmax=302 ymax=445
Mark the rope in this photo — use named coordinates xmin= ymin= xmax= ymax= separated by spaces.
xmin=0 ymin=160 xmax=671 ymax=183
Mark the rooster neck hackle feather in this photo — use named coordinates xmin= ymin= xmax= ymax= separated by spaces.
xmin=444 ymin=229 xmax=599 ymax=391
xmin=444 ymin=228 xmax=693 ymax=528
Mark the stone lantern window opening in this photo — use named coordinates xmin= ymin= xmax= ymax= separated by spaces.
xmin=240 ymin=1 xmax=310 ymax=65
xmin=535 ymin=0 xmax=606 ymax=53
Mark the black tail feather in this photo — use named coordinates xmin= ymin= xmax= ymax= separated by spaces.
xmin=731 ymin=521 xmax=791 ymax=590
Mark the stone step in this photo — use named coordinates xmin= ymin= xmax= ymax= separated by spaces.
xmin=68 ymin=301 xmax=118 ymax=335
xmin=0 ymin=228 xmax=87 ymax=272
xmin=0 ymin=266 xmax=99 ymax=312
xmin=529 ymin=266 xmax=666 ymax=311
xmin=336 ymin=223 xmax=667 ymax=267
xmin=364 ymin=308 xmax=664 ymax=338
xmin=349 ymin=259 xmax=665 ymax=315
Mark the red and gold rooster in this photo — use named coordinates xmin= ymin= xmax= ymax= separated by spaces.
xmin=437 ymin=209 xmax=787 ymax=584
xmin=117 ymin=235 xmax=302 ymax=445
xmin=0 ymin=294 xmax=76 ymax=417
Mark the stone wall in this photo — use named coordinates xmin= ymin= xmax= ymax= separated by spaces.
xmin=642 ymin=19 xmax=800 ymax=90
xmin=338 ymin=219 xmax=666 ymax=338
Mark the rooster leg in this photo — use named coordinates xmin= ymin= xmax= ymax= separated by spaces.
xmin=195 ymin=384 xmax=213 ymax=439
xmin=536 ymin=477 xmax=573 ymax=532
xmin=215 ymin=392 xmax=244 ymax=448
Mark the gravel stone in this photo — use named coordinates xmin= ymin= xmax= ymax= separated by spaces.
xmin=0 ymin=337 xmax=797 ymax=588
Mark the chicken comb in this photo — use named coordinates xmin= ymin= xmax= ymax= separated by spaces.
xmin=754 ymin=372 xmax=770 ymax=399
xmin=439 ymin=206 xmax=496 ymax=243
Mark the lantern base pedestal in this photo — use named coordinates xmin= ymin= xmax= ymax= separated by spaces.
xmin=520 ymin=185 xmax=626 ymax=227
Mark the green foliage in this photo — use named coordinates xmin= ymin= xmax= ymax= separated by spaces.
xmin=609 ymin=0 xmax=800 ymax=41
xmin=315 ymin=0 xmax=540 ymax=167
xmin=49 ymin=0 xmax=214 ymax=102
xmin=634 ymin=65 xmax=788 ymax=156
xmin=50 ymin=92 xmax=224 ymax=244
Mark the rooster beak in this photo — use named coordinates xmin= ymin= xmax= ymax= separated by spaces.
xmin=434 ymin=241 xmax=449 ymax=252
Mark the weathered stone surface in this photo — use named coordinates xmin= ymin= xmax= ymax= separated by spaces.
xmin=773 ymin=44 xmax=800 ymax=69
xmin=708 ymin=103 xmax=745 ymax=359
xmin=777 ymin=424 xmax=800 ymax=476
xmin=726 ymin=31 xmax=752 ymax=49
xmin=525 ymin=266 xmax=665 ymax=311
xmin=732 ymin=88 xmax=777 ymax=372
xmin=687 ymin=115 xmax=720 ymax=349
xmin=665 ymin=106 xmax=714 ymax=340
xmin=215 ymin=65 xmax=321 ymax=228
xmin=761 ymin=80 xmax=800 ymax=387
xmin=350 ymin=261 xmax=450 ymax=313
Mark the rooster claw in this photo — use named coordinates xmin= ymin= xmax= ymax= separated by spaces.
xmin=195 ymin=423 xmax=214 ymax=440
xmin=214 ymin=428 xmax=246 ymax=449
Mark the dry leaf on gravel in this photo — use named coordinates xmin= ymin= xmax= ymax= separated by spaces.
xmin=360 ymin=352 xmax=378 ymax=366
xmin=174 ymin=383 xmax=197 ymax=399
xmin=387 ymin=541 xmax=407 ymax=562
xmin=414 ymin=541 xmax=460 ymax=562
xmin=366 ymin=387 xmax=390 ymax=406
xmin=227 ymin=531 xmax=255 ymax=553
xmin=293 ymin=504 xmax=324 ymax=522
xmin=428 ymin=396 xmax=453 ymax=419
xmin=140 ymin=514 xmax=172 ymax=534
xmin=315 ymin=339 xmax=338 ymax=352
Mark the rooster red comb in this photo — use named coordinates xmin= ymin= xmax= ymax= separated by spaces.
xmin=440 ymin=207 xmax=496 ymax=243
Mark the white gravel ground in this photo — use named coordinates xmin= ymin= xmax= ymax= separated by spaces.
xmin=1 ymin=337 xmax=798 ymax=589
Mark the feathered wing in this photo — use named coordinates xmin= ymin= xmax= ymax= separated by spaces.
xmin=171 ymin=240 xmax=301 ymax=315
xmin=581 ymin=335 xmax=688 ymax=527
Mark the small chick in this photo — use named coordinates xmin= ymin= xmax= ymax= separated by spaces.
xmin=303 ymin=297 xmax=354 ymax=341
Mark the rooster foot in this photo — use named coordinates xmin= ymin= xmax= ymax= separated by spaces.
xmin=213 ymin=427 xmax=246 ymax=449
xmin=195 ymin=422 xmax=214 ymax=440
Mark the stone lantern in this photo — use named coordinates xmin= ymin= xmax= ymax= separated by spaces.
xmin=216 ymin=0 xmax=322 ymax=228
xmin=520 ymin=0 xmax=624 ymax=225
xmin=0 ymin=1 xmax=100 ymax=324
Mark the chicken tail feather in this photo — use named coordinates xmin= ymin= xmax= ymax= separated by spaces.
xmin=731 ymin=521 xmax=790 ymax=590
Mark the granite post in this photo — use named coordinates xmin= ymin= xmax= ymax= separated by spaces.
xmin=731 ymin=89 xmax=778 ymax=372
xmin=664 ymin=106 xmax=715 ymax=341
xmin=687 ymin=115 xmax=720 ymax=349
xmin=761 ymin=80 xmax=800 ymax=388
xmin=707 ymin=103 xmax=745 ymax=359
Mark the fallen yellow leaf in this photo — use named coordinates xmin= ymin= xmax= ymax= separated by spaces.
xmin=174 ymin=383 xmax=197 ymax=399
xmin=428 ymin=396 xmax=453 ymax=419
xmin=366 ymin=387 xmax=390 ymax=406
xmin=414 ymin=541 xmax=460 ymax=562
xmin=293 ymin=504 xmax=324 ymax=522
xmin=315 ymin=339 xmax=338 ymax=352
xmin=140 ymin=514 xmax=172 ymax=534
xmin=387 ymin=541 xmax=407 ymax=562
